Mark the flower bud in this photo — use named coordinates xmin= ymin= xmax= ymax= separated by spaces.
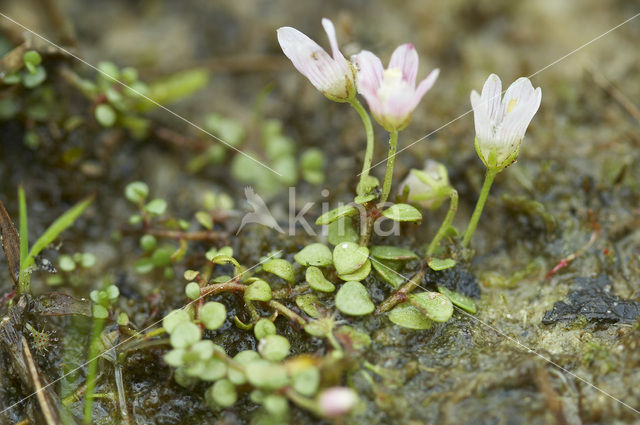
xmin=399 ymin=160 xmax=452 ymax=210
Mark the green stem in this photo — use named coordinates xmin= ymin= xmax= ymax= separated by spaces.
xmin=349 ymin=98 xmax=375 ymax=191
xmin=461 ymin=169 xmax=498 ymax=248
xmin=18 ymin=185 xmax=30 ymax=294
xmin=380 ymin=131 xmax=399 ymax=204
xmin=426 ymin=189 xmax=458 ymax=256
xmin=84 ymin=316 xmax=105 ymax=424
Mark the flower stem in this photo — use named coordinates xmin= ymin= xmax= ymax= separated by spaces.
xmin=380 ymin=131 xmax=399 ymax=204
xmin=426 ymin=189 xmax=458 ymax=256
xmin=349 ymin=98 xmax=375 ymax=188
xmin=461 ymin=168 xmax=498 ymax=248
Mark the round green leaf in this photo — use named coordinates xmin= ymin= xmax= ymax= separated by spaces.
xmin=333 ymin=242 xmax=369 ymax=275
xmin=59 ymin=255 xmax=76 ymax=272
xmin=427 ymin=258 xmax=456 ymax=271
xmin=244 ymin=279 xmax=272 ymax=302
xmin=164 ymin=348 xmax=185 ymax=367
xmin=228 ymin=350 xmax=260 ymax=385
xmin=162 ymin=309 xmax=191 ymax=334
xmin=151 ymin=247 xmax=172 ymax=267
xmin=124 ymin=181 xmax=149 ymax=203
xmin=254 ymin=318 xmax=276 ymax=340
xmin=438 ymin=285 xmax=477 ymax=313
xmin=305 ymin=266 xmax=335 ymax=292
xmin=258 ymin=334 xmax=290 ymax=361
xmin=295 ymin=294 xmax=321 ymax=318
xmin=410 ymin=291 xmax=454 ymax=322
xmin=335 ymin=281 xmax=374 ymax=316
xmin=338 ymin=259 xmax=371 ymax=281
xmin=145 ymin=198 xmax=167 ymax=215
xmin=95 ymin=104 xmax=117 ymax=127
xmin=371 ymin=259 xmax=405 ymax=288
xmin=292 ymin=367 xmax=320 ymax=397
xmin=263 ymin=395 xmax=289 ymax=416
xmin=201 ymin=358 xmax=227 ymax=381
xmin=245 ymin=360 xmax=289 ymax=390
xmin=388 ymin=302 xmax=433 ymax=330
xmin=370 ymin=245 xmax=418 ymax=261
xmin=92 ymin=304 xmax=108 ymax=319
xmin=381 ymin=203 xmax=422 ymax=222
xmin=262 ymin=259 xmax=295 ymax=284
xmin=294 ymin=243 xmax=332 ymax=267
xmin=315 ymin=204 xmax=359 ymax=225
xmin=327 ymin=216 xmax=359 ymax=245
xmin=170 ymin=322 xmax=201 ymax=348
xmin=200 ymin=302 xmax=226 ymax=330
xmin=22 ymin=66 xmax=46 ymax=88
xmin=206 ymin=379 xmax=237 ymax=408
xmin=185 ymin=282 xmax=200 ymax=300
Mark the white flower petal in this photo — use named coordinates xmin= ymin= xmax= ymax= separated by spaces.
xmin=480 ymin=73 xmax=502 ymax=124
xmin=352 ymin=50 xmax=384 ymax=94
xmin=470 ymin=89 xmax=491 ymax=145
xmin=500 ymin=77 xmax=535 ymax=118
xmin=411 ymin=68 xmax=439 ymax=108
xmin=277 ymin=27 xmax=334 ymax=91
xmin=388 ymin=43 xmax=419 ymax=87
xmin=321 ymin=18 xmax=341 ymax=60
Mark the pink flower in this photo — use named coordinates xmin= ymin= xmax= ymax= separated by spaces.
xmin=352 ymin=44 xmax=439 ymax=131
xmin=318 ymin=387 xmax=358 ymax=417
xmin=277 ymin=18 xmax=356 ymax=102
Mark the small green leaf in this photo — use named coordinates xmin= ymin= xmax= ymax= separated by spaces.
xmin=371 ymin=259 xmax=405 ymax=288
xmin=145 ymin=198 xmax=167 ymax=215
xmin=388 ymin=303 xmax=433 ymax=330
xmin=22 ymin=66 xmax=46 ymax=88
xmin=228 ymin=350 xmax=260 ymax=385
xmin=335 ymin=325 xmax=371 ymax=351
xmin=200 ymin=302 xmax=226 ymax=330
xmin=58 ymin=255 xmax=76 ymax=272
xmin=427 ymin=258 xmax=456 ymax=271
xmin=333 ymin=242 xmax=369 ymax=275
xmin=262 ymin=259 xmax=295 ymax=284
xmin=163 ymin=309 xmax=191 ymax=333
xmin=370 ymin=245 xmax=418 ymax=261
xmin=206 ymin=379 xmax=237 ymax=408
xmin=295 ymin=294 xmax=322 ymax=318
xmin=183 ymin=269 xmax=199 ymax=281
xmin=354 ymin=193 xmax=376 ymax=204
xmin=125 ymin=182 xmax=149 ymax=203
xmin=245 ymin=360 xmax=289 ymax=390
xmin=315 ymin=204 xmax=359 ymax=225
xmin=381 ymin=203 xmax=422 ymax=222
xmin=201 ymin=358 xmax=227 ymax=381
xmin=170 ymin=322 xmax=201 ymax=348
xmin=305 ymin=266 xmax=335 ymax=292
xmin=195 ymin=211 xmax=213 ymax=230
xmin=254 ymin=318 xmax=276 ymax=340
xmin=327 ymin=216 xmax=359 ymax=245
xmin=151 ymin=247 xmax=172 ymax=267
xmin=438 ymin=285 xmax=477 ymax=313
xmin=409 ymin=291 xmax=453 ymax=322
xmin=185 ymin=282 xmax=200 ymax=300
xmin=294 ymin=243 xmax=332 ymax=267
xmin=338 ymin=259 xmax=371 ymax=282
xmin=263 ymin=394 xmax=289 ymax=416
xmin=134 ymin=258 xmax=154 ymax=274
xmin=92 ymin=304 xmax=108 ymax=319
xmin=95 ymin=104 xmax=117 ymax=127
xmin=304 ymin=317 xmax=334 ymax=337
xmin=164 ymin=348 xmax=185 ymax=367
xmin=23 ymin=50 xmax=42 ymax=73
xmin=258 ymin=334 xmax=290 ymax=361
xmin=244 ymin=279 xmax=272 ymax=302
xmin=335 ymin=281 xmax=374 ymax=316
xmin=292 ymin=367 xmax=320 ymax=397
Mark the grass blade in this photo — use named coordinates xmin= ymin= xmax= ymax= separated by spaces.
xmin=23 ymin=195 xmax=94 ymax=272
